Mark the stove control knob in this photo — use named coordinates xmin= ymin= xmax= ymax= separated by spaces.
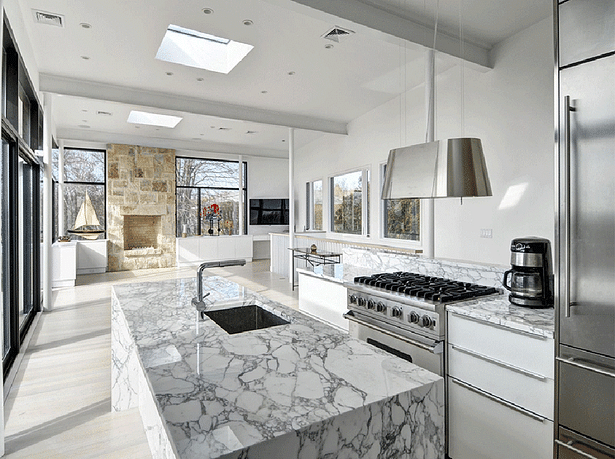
xmin=349 ymin=294 xmax=357 ymax=304
xmin=376 ymin=302 xmax=386 ymax=313
xmin=357 ymin=297 xmax=366 ymax=307
xmin=409 ymin=312 xmax=420 ymax=324
xmin=367 ymin=299 xmax=375 ymax=309
xmin=391 ymin=307 xmax=403 ymax=318
xmin=421 ymin=315 xmax=434 ymax=328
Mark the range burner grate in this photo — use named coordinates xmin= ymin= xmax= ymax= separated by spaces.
xmin=354 ymin=272 xmax=498 ymax=303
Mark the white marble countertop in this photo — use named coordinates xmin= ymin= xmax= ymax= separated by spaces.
xmin=112 ymin=276 xmax=443 ymax=458
xmin=446 ymin=295 xmax=555 ymax=338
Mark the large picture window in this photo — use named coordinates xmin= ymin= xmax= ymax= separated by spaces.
xmin=330 ymin=169 xmax=369 ymax=235
xmin=62 ymin=148 xmax=106 ymax=239
xmin=382 ymin=164 xmax=420 ymax=241
xmin=176 ymin=157 xmax=247 ymax=236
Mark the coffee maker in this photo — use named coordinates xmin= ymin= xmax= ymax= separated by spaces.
xmin=503 ymin=237 xmax=553 ymax=308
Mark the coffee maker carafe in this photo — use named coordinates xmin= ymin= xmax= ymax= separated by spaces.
xmin=503 ymin=237 xmax=553 ymax=308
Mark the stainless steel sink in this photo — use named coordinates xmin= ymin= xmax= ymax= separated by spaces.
xmin=202 ymin=305 xmax=289 ymax=334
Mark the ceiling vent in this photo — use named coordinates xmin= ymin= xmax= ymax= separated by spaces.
xmin=322 ymin=26 xmax=354 ymax=43
xmin=32 ymin=10 xmax=65 ymax=27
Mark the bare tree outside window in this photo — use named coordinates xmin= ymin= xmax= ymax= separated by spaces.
xmin=62 ymin=149 xmax=105 ymax=240
xmin=313 ymin=180 xmax=323 ymax=230
xmin=331 ymin=170 xmax=367 ymax=235
xmin=176 ymin=158 xmax=247 ymax=236
xmin=381 ymin=164 xmax=420 ymax=241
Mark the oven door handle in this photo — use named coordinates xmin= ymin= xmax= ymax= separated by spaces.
xmin=343 ymin=311 xmax=443 ymax=354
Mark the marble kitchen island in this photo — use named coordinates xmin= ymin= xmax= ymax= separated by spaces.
xmin=112 ymin=276 xmax=444 ymax=459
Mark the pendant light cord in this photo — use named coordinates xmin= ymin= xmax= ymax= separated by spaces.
xmin=425 ymin=0 xmax=440 ymax=144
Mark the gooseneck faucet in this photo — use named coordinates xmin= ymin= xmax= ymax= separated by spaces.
xmin=192 ymin=259 xmax=247 ymax=311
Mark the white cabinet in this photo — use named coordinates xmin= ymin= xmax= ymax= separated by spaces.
xmin=52 ymin=242 xmax=77 ymax=288
xmin=176 ymin=236 xmax=253 ymax=267
xmin=447 ymin=311 xmax=554 ymax=459
xmin=76 ymin=239 xmax=108 ymax=274
xmin=298 ymin=271 xmax=348 ymax=331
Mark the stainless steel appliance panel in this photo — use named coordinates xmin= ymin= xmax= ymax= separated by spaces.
xmin=559 ymin=0 xmax=615 ymax=68
xmin=557 ymin=346 xmax=615 ymax=448
xmin=558 ymin=53 xmax=615 ymax=358
xmin=557 ymin=427 xmax=615 ymax=459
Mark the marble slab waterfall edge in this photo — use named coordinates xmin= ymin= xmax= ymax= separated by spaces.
xmin=111 ymin=276 xmax=445 ymax=459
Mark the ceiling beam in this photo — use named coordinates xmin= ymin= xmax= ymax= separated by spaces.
xmin=272 ymin=0 xmax=492 ymax=69
xmin=56 ymin=128 xmax=290 ymax=158
xmin=40 ymin=74 xmax=348 ymax=135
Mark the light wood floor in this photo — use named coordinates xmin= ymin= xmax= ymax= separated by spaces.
xmin=3 ymin=260 xmax=297 ymax=458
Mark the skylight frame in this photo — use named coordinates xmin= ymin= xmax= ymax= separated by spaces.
xmin=155 ymin=24 xmax=254 ymax=74
xmin=127 ymin=110 xmax=183 ymax=128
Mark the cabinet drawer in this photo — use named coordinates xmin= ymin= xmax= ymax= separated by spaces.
xmin=447 ymin=312 xmax=554 ymax=378
xmin=448 ymin=343 xmax=554 ymax=419
xmin=448 ymin=377 xmax=553 ymax=459
xmin=559 ymin=0 xmax=615 ymax=67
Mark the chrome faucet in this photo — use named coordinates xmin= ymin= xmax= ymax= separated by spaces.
xmin=191 ymin=259 xmax=247 ymax=311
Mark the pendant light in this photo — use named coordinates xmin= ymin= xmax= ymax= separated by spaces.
xmin=381 ymin=0 xmax=491 ymax=200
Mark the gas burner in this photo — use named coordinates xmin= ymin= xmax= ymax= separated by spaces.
xmin=354 ymin=272 xmax=498 ymax=303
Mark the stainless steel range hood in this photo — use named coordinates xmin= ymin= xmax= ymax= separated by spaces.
xmin=381 ymin=138 xmax=492 ymax=199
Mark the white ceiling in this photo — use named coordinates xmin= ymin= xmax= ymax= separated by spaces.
xmin=19 ymin=0 xmax=550 ymax=157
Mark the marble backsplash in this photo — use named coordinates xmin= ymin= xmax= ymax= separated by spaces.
xmin=343 ymin=247 xmax=508 ymax=289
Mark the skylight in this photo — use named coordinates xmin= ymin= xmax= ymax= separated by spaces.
xmin=127 ymin=110 xmax=182 ymax=128
xmin=156 ymin=24 xmax=253 ymax=74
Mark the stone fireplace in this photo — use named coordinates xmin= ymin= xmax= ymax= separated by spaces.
xmin=106 ymin=144 xmax=176 ymax=271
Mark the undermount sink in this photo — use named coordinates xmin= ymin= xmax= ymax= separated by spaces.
xmin=202 ymin=305 xmax=290 ymax=334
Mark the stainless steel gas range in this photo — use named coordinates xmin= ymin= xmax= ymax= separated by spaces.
xmin=344 ymin=272 xmax=499 ymax=376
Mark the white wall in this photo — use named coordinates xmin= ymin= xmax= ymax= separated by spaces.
xmin=293 ymin=17 xmax=554 ymax=267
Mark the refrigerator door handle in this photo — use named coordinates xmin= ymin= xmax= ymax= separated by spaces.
xmin=563 ymin=95 xmax=576 ymax=318
xmin=557 ymin=356 xmax=615 ymax=379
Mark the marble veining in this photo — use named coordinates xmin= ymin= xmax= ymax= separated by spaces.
xmin=447 ymin=296 xmax=555 ymax=338
xmin=342 ymin=247 xmax=507 ymax=289
xmin=112 ymin=276 xmax=444 ymax=459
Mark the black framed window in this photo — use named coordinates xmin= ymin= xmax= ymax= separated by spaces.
xmin=61 ymin=148 xmax=106 ymax=240
xmin=330 ymin=169 xmax=370 ymax=236
xmin=176 ymin=157 xmax=247 ymax=236
xmin=2 ymin=16 xmax=42 ymax=377
xmin=382 ymin=165 xmax=420 ymax=241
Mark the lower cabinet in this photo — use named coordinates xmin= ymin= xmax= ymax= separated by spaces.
xmin=447 ymin=311 xmax=555 ymax=459
xmin=448 ymin=377 xmax=553 ymax=459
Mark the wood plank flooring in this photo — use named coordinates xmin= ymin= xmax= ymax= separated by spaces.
xmin=3 ymin=261 xmax=297 ymax=458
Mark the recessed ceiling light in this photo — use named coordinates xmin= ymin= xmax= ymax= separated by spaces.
xmin=127 ymin=110 xmax=183 ymax=128
xmin=81 ymin=56 xmax=90 ymax=60
xmin=82 ymin=119 xmax=88 ymax=123
xmin=200 ymin=133 xmax=204 ymax=136
xmin=82 ymin=109 xmax=88 ymax=112
xmin=282 ymin=139 xmax=286 ymax=142
xmin=242 ymin=19 xmax=253 ymax=26
xmin=202 ymin=8 xmax=214 ymax=14
xmin=287 ymin=71 xmax=295 ymax=76
xmin=97 ymin=110 xmax=112 ymax=116
xmin=196 ymin=77 xmax=204 ymax=81
xmin=246 ymin=130 xmax=257 ymax=134
xmin=78 ymin=124 xmax=90 ymax=128
xmin=218 ymin=127 xmax=231 ymax=131
xmin=261 ymin=90 xmax=268 ymax=94
xmin=80 ymin=22 xmax=91 ymax=29
xmin=156 ymin=24 xmax=253 ymax=74
xmin=325 ymin=44 xmax=334 ymax=49
xmin=166 ymin=72 xmax=173 ymax=76
xmin=135 ymin=126 xmax=140 ymax=129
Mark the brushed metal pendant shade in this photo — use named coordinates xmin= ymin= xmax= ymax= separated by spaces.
xmin=381 ymin=137 xmax=492 ymax=199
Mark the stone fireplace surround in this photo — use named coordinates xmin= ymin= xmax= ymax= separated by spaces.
xmin=106 ymin=144 xmax=176 ymax=271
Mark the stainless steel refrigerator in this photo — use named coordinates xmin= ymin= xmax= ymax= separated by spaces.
xmin=555 ymin=0 xmax=615 ymax=458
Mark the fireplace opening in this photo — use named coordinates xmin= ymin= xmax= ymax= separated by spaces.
xmin=124 ymin=215 xmax=161 ymax=250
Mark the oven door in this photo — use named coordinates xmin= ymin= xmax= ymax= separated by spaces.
xmin=344 ymin=310 xmax=443 ymax=376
